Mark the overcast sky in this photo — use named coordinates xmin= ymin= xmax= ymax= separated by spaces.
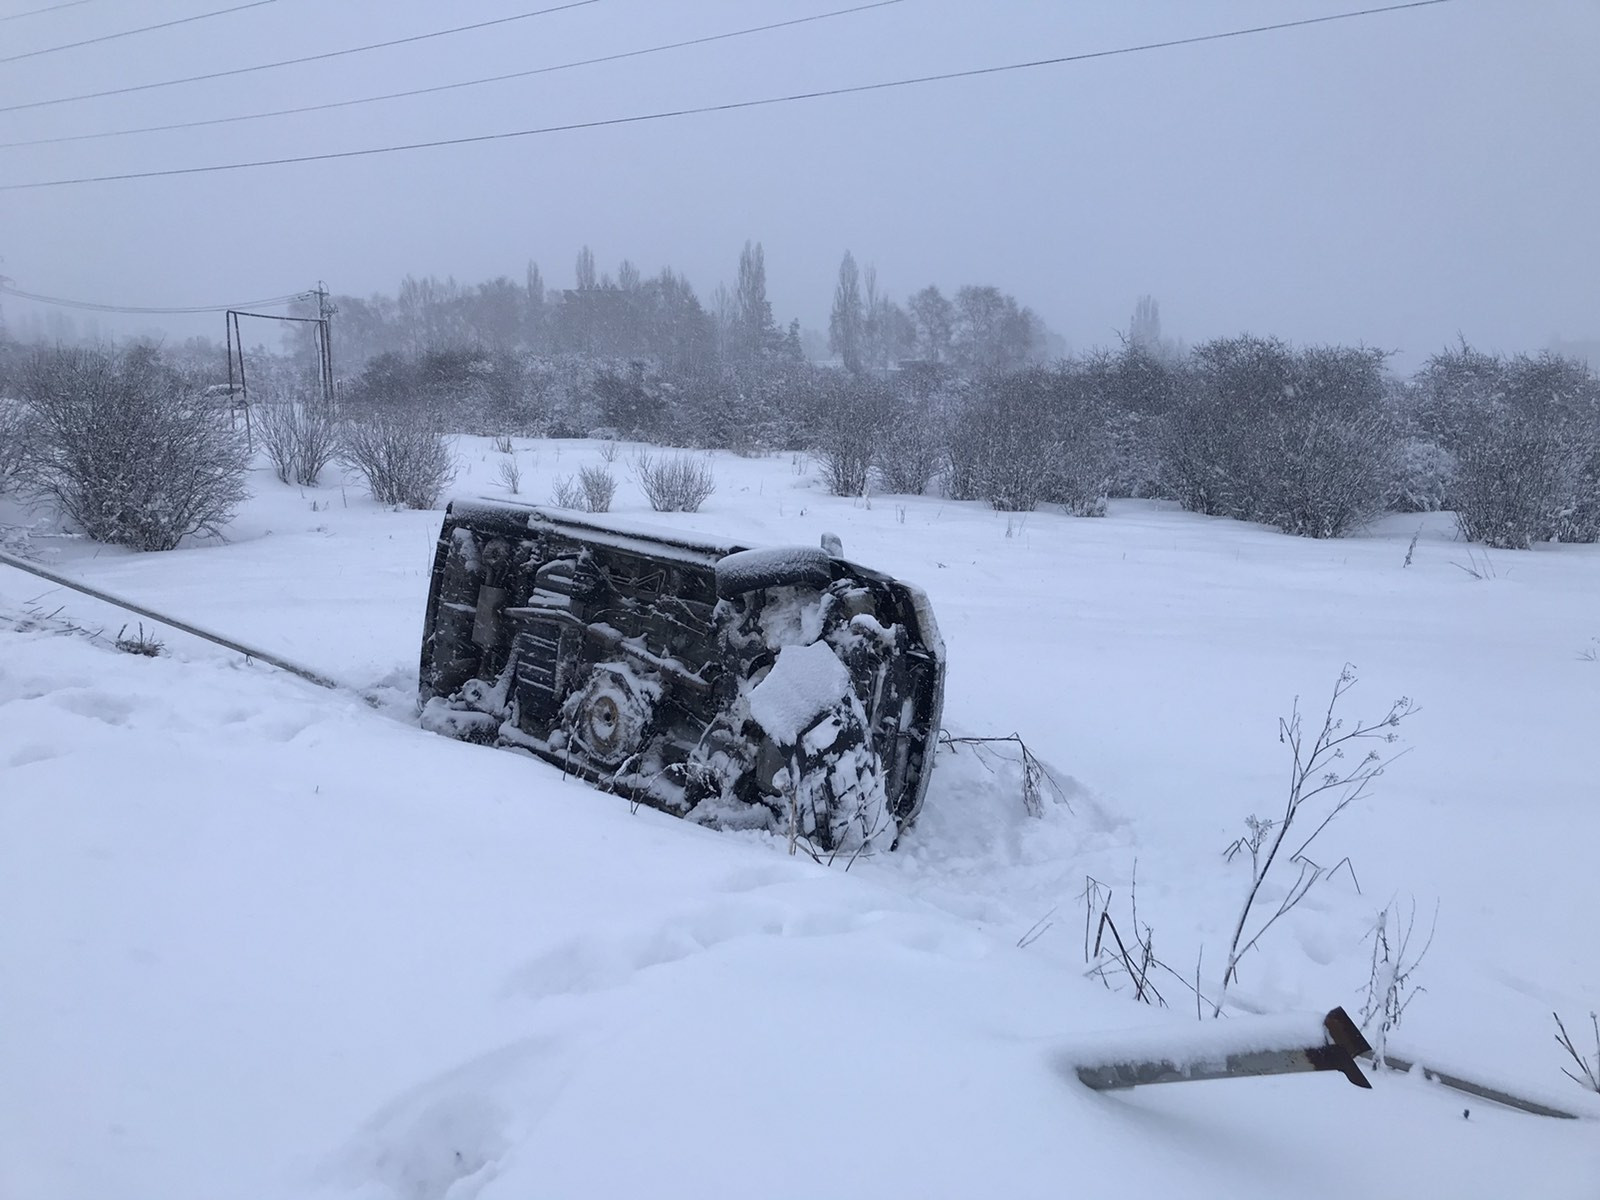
xmin=0 ymin=0 xmax=1595 ymax=367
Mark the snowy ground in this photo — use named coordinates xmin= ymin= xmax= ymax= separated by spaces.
xmin=3 ymin=438 xmax=1597 ymax=1199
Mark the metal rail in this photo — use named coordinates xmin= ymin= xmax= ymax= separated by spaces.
xmin=1367 ymin=1053 xmax=1584 ymax=1120
xmin=1071 ymin=1008 xmax=1589 ymax=1120
xmin=0 ymin=548 xmax=342 ymax=691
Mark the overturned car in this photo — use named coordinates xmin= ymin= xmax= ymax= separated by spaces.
xmin=418 ymin=500 xmax=945 ymax=850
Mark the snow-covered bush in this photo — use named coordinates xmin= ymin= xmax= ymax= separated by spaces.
xmin=1559 ymin=456 xmax=1600 ymax=544
xmin=1079 ymin=346 xmax=1176 ymax=500
xmin=873 ymin=400 xmax=943 ymax=496
xmin=1387 ymin=437 xmax=1456 ymax=513
xmin=0 ymin=396 xmax=28 ymax=492
xmin=17 ymin=346 xmax=250 ymax=550
xmin=632 ymin=450 xmax=714 ymax=512
xmin=255 ymin=399 xmax=340 ymax=486
xmin=344 ymin=348 xmax=546 ymax=436
xmin=810 ymin=375 xmax=889 ymax=498
xmin=1044 ymin=434 xmax=1112 ymax=517
xmin=1453 ymin=417 xmax=1588 ymax=548
xmin=1423 ymin=349 xmax=1600 ymax=548
xmin=940 ymin=403 xmax=989 ymax=501
xmin=1042 ymin=369 xmax=1119 ymax=518
xmin=591 ymin=364 xmax=668 ymax=438
xmin=936 ymin=367 xmax=1118 ymax=515
xmin=339 ymin=409 xmax=455 ymax=509
xmin=1160 ymin=337 xmax=1396 ymax=538
xmin=1267 ymin=399 xmax=1396 ymax=539
xmin=967 ymin=370 xmax=1061 ymax=512
xmin=813 ymin=432 xmax=874 ymax=498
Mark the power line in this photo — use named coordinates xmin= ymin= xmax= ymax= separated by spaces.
xmin=0 ymin=0 xmax=601 ymax=114
xmin=0 ymin=0 xmax=102 ymax=24
xmin=0 ymin=0 xmax=1457 ymax=192
xmin=0 ymin=0 xmax=282 ymax=65
xmin=0 ymin=0 xmax=903 ymax=150
xmin=0 ymin=282 xmax=314 ymax=314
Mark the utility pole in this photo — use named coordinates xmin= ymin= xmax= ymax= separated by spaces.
xmin=224 ymin=308 xmax=251 ymax=449
xmin=314 ymin=281 xmax=337 ymax=409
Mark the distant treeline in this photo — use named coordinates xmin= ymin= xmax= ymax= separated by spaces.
xmin=1 ymin=242 xmax=1594 ymax=550
xmin=312 ymin=241 xmax=1060 ymax=380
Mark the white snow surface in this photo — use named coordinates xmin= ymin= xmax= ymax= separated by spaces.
xmin=2 ymin=437 xmax=1599 ymax=1199
xmin=748 ymin=640 xmax=851 ymax=746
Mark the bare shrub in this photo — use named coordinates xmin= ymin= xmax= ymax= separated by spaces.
xmin=1553 ymin=1011 xmax=1599 ymax=1093
xmin=937 ymin=731 xmax=1071 ymax=819
xmin=255 ymin=399 xmax=340 ymax=486
xmin=114 ymin=622 xmax=165 ymax=657
xmin=815 ymin=437 xmax=873 ymax=497
xmin=1079 ymin=873 xmax=1167 ymax=1008
xmin=598 ymin=438 xmax=620 ymax=464
xmin=1214 ymin=665 xmax=1415 ymax=1014
xmin=1359 ymin=898 xmax=1437 ymax=1064
xmin=339 ymin=409 xmax=455 ymax=509
xmin=549 ymin=474 xmax=584 ymax=508
xmin=578 ymin=464 xmax=616 ymax=512
xmin=496 ymin=455 xmax=522 ymax=494
xmin=491 ymin=432 xmax=514 ymax=454
xmin=18 ymin=346 xmax=250 ymax=550
xmin=632 ymin=450 xmax=715 ymax=512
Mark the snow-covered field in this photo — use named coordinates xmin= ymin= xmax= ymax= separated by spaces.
xmin=3 ymin=438 xmax=1597 ymax=1199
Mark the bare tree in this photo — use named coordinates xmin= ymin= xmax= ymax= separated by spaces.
xmin=908 ymin=285 xmax=954 ymax=364
xmin=829 ymin=251 xmax=864 ymax=373
xmin=1129 ymin=295 xmax=1163 ymax=353
xmin=733 ymin=240 xmax=777 ymax=364
xmin=574 ymin=245 xmax=597 ymax=291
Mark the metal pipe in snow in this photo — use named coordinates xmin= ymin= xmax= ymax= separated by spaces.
xmin=0 ymin=548 xmax=342 ymax=691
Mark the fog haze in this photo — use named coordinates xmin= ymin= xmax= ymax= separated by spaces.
xmin=1 ymin=0 xmax=1595 ymax=365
